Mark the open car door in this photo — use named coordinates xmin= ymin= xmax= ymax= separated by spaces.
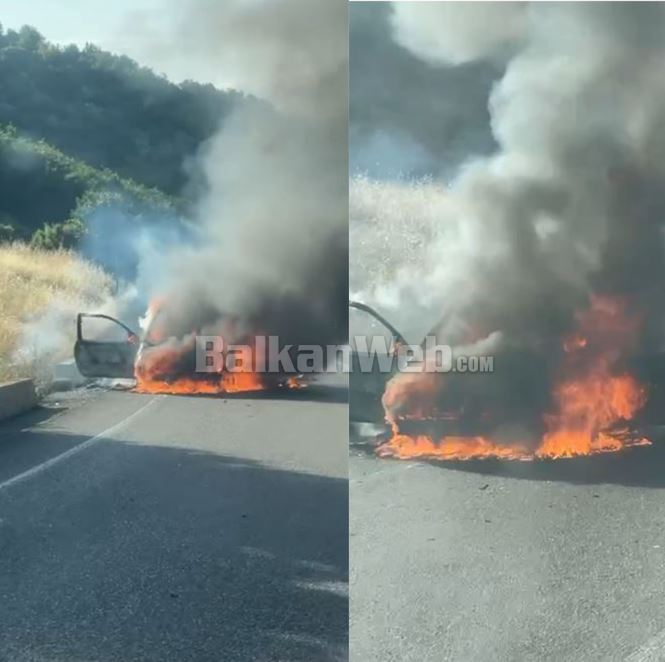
xmin=74 ymin=313 xmax=139 ymax=379
xmin=349 ymin=301 xmax=406 ymax=422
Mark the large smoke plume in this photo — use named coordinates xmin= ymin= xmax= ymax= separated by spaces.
xmin=354 ymin=2 xmax=665 ymax=349
xmin=352 ymin=3 xmax=665 ymax=437
xmin=349 ymin=2 xmax=498 ymax=182
xmin=127 ymin=0 xmax=349 ymax=347
xmin=11 ymin=0 xmax=347 ymax=387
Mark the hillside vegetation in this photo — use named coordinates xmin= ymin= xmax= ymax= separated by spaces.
xmin=0 ymin=24 xmax=242 ymax=383
xmin=0 ymin=23 xmax=245 ymax=196
xmin=0 ymin=124 xmax=174 ymax=246
xmin=0 ymin=244 xmax=113 ymax=383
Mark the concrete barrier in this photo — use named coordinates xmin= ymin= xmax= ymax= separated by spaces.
xmin=0 ymin=379 xmax=38 ymax=421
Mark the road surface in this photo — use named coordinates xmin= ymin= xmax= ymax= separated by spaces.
xmin=350 ymin=426 xmax=665 ymax=662
xmin=0 ymin=376 xmax=348 ymax=662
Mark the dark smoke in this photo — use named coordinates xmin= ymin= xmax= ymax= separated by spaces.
xmin=350 ymin=2 xmax=498 ymax=180
xmin=124 ymin=0 xmax=348 ymax=348
xmin=354 ymin=2 xmax=665 ymax=435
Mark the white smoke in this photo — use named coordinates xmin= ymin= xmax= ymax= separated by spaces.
xmin=13 ymin=0 xmax=348 ymax=387
xmin=353 ymin=2 xmax=665 ymax=351
xmin=121 ymin=0 xmax=346 ymax=119
xmin=123 ymin=0 xmax=349 ymax=345
xmin=390 ymin=2 xmax=527 ymax=66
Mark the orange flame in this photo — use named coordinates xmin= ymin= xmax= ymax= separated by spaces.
xmin=378 ymin=295 xmax=651 ymax=461
xmin=133 ymin=299 xmax=303 ymax=395
xmin=135 ymin=373 xmax=267 ymax=395
xmin=380 ymin=434 xmax=532 ymax=461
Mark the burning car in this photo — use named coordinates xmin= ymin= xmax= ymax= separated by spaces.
xmin=350 ymin=298 xmax=663 ymax=461
xmin=74 ymin=302 xmax=306 ymax=394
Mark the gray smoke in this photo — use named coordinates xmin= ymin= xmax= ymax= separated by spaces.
xmin=355 ymin=2 xmax=665 ymax=353
xmin=129 ymin=0 xmax=348 ymax=346
xmin=390 ymin=2 xmax=527 ymax=67
xmin=351 ymin=2 xmax=665 ymax=436
xmin=350 ymin=2 xmax=498 ymax=180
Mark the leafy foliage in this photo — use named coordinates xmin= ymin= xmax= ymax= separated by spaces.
xmin=0 ymin=22 xmax=247 ymax=195
xmin=30 ymin=217 xmax=85 ymax=250
xmin=0 ymin=124 xmax=175 ymax=244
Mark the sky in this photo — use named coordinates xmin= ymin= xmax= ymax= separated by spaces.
xmin=0 ymin=0 xmax=210 ymax=85
xmin=0 ymin=0 xmax=497 ymax=173
xmin=0 ymin=0 xmax=161 ymax=48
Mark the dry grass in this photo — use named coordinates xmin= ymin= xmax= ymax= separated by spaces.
xmin=0 ymin=243 xmax=113 ymax=384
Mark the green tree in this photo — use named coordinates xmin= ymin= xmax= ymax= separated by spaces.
xmin=30 ymin=217 xmax=85 ymax=250
xmin=0 ymin=124 xmax=176 ymax=245
xmin=0 ymin=25 xmax=249 ymax=196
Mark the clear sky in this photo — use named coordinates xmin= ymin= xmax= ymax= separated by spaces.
xmin=0 ymin=1 xmax=222 ymax=86
xmin=0 ymin=0 xmax=162 ymax=48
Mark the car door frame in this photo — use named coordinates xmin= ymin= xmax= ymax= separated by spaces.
xmin=349 ymin=301 xmax=406 ymax=422
xmin=74 ymin=313 xmax=139 ymax=379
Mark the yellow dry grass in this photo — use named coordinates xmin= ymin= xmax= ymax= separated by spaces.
xmin=0 ymin=243 xmax=113 ymax=383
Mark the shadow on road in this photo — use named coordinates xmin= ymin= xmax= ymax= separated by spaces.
xmin=0 ymin=432 xmax=348 ymax=661
xmin=0 ymin=404 xmax=67 ymax=439
xmin=425 ymin=442 xmax=665 ymax=488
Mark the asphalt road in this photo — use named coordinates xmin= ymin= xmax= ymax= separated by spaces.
xmin=350 ymin=426 xmax=665 ymax=662
xmin=0 ymin=375 xmax=348 ymax=662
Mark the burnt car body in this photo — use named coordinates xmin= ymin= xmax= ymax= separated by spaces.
xmin=348 ymin=301 xmax=665 ymax=432
xmin=74 ymin=311 xmax=307 ymax=388
xmin=349 ymin=300 xmax=523 ymax=430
